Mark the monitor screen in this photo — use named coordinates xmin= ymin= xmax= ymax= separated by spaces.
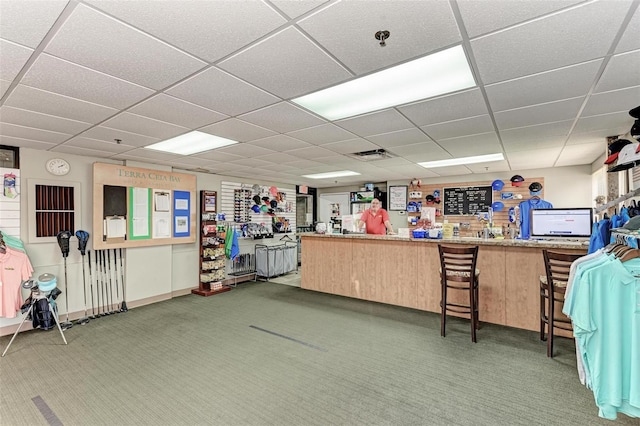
xmin=530 ymin=208 xmax=593 ymax=239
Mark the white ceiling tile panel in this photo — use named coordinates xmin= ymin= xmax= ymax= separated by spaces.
xmin=129 ymin=94 xmax=228 ymax=129
xmin=429 ymin=165 xmax=473 ymax=176
xmin=364 ymin=157 xmax=417 ymax=168
xmin=0 ymin=135 xmax=57 ymax=150
xmin=465 ymin=160 xmax=511 ymax=173
xmin=62 ymin=136 xmax=134 ymax=153
xmin=271 ymin=0 xmax=329 ymax=19
xmin=287 ymin=145 xmax=337 ymax=160
xmin=594 ymin=50 xmax=640 ymax=93
xmin=85 ymin=0 xmax=286 ymax=62
xmin=336 ymin=109 xmax=414 ymax=137
xmin=573 ymin=111 xmax=635 ymax=134
xmin=166 ymin=67 xmax=279 ymax=116
xmin=215 ymin=143 xmax=277 ymax=158
xmin=0 ymin=0 xmax=68 ymax=48
xmin=383 ymin=163 xmax=442 ymax=178
xmin=284 ymin=159 xmax=324 ymax=169
xmin=437 ymin=132 xmax=502 ymax=157
xmin=219 ymin=27 xmax=351 ymax=99
xmin=50 ymin=144 xmax=122 ymax=158
xmin=458 ymin=0 xmax=585 ymax=38
xmin=503 ymin=136 xmax=565 ymax=153
xmin=239 ymin=102 xmax=325 ymax=134
xmin=582 ymin=86 xmax=640 ymax=117
xmin=199 ymin=118 xmax=276 ymax=142
xmin=366 ymin=128 xmax=432 ymax=148
xmin=0 ymin=39 xmax=33 ymax=82
xmin=494 ymin=97 xmax=584 ymax=130
xmin=471 ymin=1 xmax=632 ymax=84
xmin=556 ymin=141 xmax=606 ymax=166
xmin=321 ymin=139 xmax=380 ymax=154
xmin=45 ymin=5 xmax=207 ymax=90
xmin=398 ymin=89 xmax=488 ymax=126
xmin=81 ymin=126 xmax=159 ymax=148
xmin=506 ymin=147 xmax=562 ymax=169
xmin=615 ymin=6 xmax=640 ymax=53
xmin=248 ymin=135 xmax=312 ymax=152
xmin=421 ymin=115 xmax=495 ymax=141
xmin=21 ymin=54 xmax=154 ymax=109
xmin=4 ymin=84 xmax=119 ymax=123
xmin=500 ymin=120 xmax=573 ymax=145
xmin=0 ymin=79 xmax=11 ymax=98
xmin=254 ymin=153 xmax=301 ymax=164
xmin=484 ymin=59 xmax=602 ymax=112
xmin=230 ymin=157 xmax=273 ymax=168
xmin=566 ymin=129 xmax=615 ymax=146
xmin=298 ymin=0 xmax=461 ymax=75
xmin=197 ymin=150 xmax=243 ymax=163
xmin=287 ymin=123 xmax=355 ymax=145
xmin=101 ymin=113 xmax=189 ymax=140
xmin=116 ymin=148 xmax=182 ymax=161
xmin=0 ymin=122 xmax=70 ymax=143
xmin=0 ymin=106 xmax=91 ymax=134
xmin=385 ymin=141 xmax=450 ymax=161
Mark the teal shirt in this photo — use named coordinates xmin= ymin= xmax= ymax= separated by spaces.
xmin=571 ymin=257 xmax=640 ymax=420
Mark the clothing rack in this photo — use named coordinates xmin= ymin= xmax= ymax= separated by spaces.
xmin=610 ymin=229 xmax=640 ymax=248
xmin=595 ymin=188 xmax=640 ymax=214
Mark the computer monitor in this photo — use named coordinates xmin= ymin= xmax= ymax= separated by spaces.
xmin=530 ymin=208 xmax=593 ymax=239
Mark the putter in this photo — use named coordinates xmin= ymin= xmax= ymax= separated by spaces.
xmin=56 ymin=231 xmax=73 ymax=330
xmin=99 ymin=250 xmax=109 ymax=315
xmin=112 ymin=249 xmax=120 ymax=311
xmin=119 ymin=248 xmax=128 ymax=312
xmin=87 ymin=250 xmax=96 ymax=319
xmin=75 ymin=230 xmax=90 ymax=325
xmin=107 ymin=250 xmax=117 ymax=314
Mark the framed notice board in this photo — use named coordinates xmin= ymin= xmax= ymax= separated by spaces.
xmin=389 ymin=185 xmax=408 ymax=211
xmin=443 ymin=185 xmax=493 ymax=215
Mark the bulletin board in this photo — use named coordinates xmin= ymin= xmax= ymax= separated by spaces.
xmin=93 ymin=163 xmax=196 ymax=249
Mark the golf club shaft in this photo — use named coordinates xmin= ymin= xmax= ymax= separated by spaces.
xmin=107 ymin=250 xmax=115 ymax=313
xmin=119 ymin=248 xmax=128 ymax=312
xmin=88 ymin=250 xmax=95 ymax=317
xmin=113 ymin=249 xmax=120 ymax=308
xmin=99 ymin=250 xmax=107 ymax=315
xmin=81 ymin=254 xmax=88 ymax=317
xmin=63 ymin=256 xmax=70 ymax=322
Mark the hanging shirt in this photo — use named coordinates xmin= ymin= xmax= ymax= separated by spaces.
xmin=0 ymin=247 xmax=34 ymax=318
xmin=518 ymin=198 xmax=553 ymax=239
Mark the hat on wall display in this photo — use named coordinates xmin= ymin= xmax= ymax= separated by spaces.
xmin=529 ymin=182 xmax=543 ymax=196
xmin=491 ymin=180 xmax=504 ymax=191
xmin=510 ymin=175 xmax=525 ymax=186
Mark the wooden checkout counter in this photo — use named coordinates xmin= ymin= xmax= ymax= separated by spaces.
xmin=300 ymin=233 xmax=588 ymax=333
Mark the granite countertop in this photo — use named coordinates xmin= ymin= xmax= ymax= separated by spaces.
xmin=299 ymin=232 xmax=589 ymax=250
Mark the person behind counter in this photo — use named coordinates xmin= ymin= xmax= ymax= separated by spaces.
xmin=358 ymin=198 xmax=395 ymax=235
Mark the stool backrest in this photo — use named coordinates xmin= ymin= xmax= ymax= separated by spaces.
xmin=542 ymin=250 xmax=582 ymax=293
xmin=438 ymin=245 xmax=478 ymax=283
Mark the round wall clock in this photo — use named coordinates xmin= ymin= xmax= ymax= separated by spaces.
xmin=46 ymin=158 xmax=70 ymax=176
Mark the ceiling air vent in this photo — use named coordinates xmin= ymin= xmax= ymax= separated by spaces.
xmin=347 ymin=148 xmax=394 ymax=162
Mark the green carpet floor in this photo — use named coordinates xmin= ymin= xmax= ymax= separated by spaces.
xmin=0 ymin=281 xmax=636 ymax=425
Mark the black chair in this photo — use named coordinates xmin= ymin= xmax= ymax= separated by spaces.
xmin=539 ymin=250 xmax=582 ymax=357
xmin=438 ymin=245 xmax=480 ymax=342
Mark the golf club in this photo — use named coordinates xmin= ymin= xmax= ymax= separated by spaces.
xmin=112 ymin=249 xmax=120 ymax=311
xmin=56 ymin=231 xmax=73 ymax=330
xmin=75 ymin=230 xmax=90 ymax=325
xmin=119 ymin=248 xmax=128 ymax=312
xmin=87 ymin=249 xmax=96 ymax=319
xmin=107 ymin=250 xmax=116 ymax=314
xmin=100 ymin=250 xmax=109 ymax=315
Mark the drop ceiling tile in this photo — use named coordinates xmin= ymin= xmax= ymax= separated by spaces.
xmin=197 ymin=150 xmax=243 ymax=163
xmin=556 ymin=141 xmax=606 ymax=166
xmin=21 ymin=54 xmax=154 ymax=109
xmin=364 ymin=157 xmax=417 ymax=168
xmin=248 ymin=135 xmax=312 ymax=152
xmin=566 ymin=129 xmax=615 ymax=146
xmin=239 ymin=102 xmax=325 ymax=134
xmin=0 ymin=0 xmax=68 ymax=48
xmin=336 ymin=109 xmax=414 ymax=137
xmin=500 ymin=120 xmax=573 ymax=146
xmin=582 ymin=86 xmax=640 ymax=117
xmin=101 ymin=113 xmax=189 ymax=140
xmin=284 ymin=159 xmax=324 ymax=169
xmin=1 ymin=39 xmax=33 ymax=81
xmin=506 ymin=147 xmax=562 ymax=169
xmin=81 ymin=126 xmax=159 ymax=148
xmin=167 ymin=67 xmax=279 ymax=116
xmin=86 ymin=0 xmax=285 ymax=62
xmin=437 ymin=132 xmax=502 ymax=157
xmin=383 ymin=163 xmax=441 ymax=178
xmin=494 ymin=97 xmax=584 ymax=130
xmin=298 ymin=0 xmax=460 ymax=75
xmin=271 ymin=0 xmax=329 ymax=19
xmin=199 ymin=118 xmax=276 ymax=142
xmin=50 ymin=144 xmax=123 ymax=158
xmin=117 ymin=148 xmax=183 ymax=161
xmin=287 ymin=123 xmax=355 ymax=145
xmin=219 ymin=27 xmax=351 ymax=99
xmin=465 ymin=160 xmax=511 ymax=173
xmin=615 ymin=7 xmax=640 ymax=53
xmin=0 ymin=122 xmax=71 ymax=143
xmin=258 ymin=162 xmax=300 ymax=172
xmin=255 ymin=153 xmax=301 ymax=164
xmin=0 ymin=106 xmax=91 ymax=135
xmin=45 ymin=4 xmax=206 ymax=90
xmin=595 ymin=50 xmax=640 ymax=93
xmin=366 ymin=128 xmax=431 ymax=148
xmin=0 ymin=80 xmax=11 ymax=98
xmin=421 ymin=115 xmax=495 ymax=141
xmin=230 ymin=157 xmax=273 ymax=168
xmin=398 ymin=89 xmax=488 ymax=127
xmin=429 ymin=165 xmax=473 ymax=176
xmin=485 ymin=60 xmax=602 ymax=112
xmin=0 ymin=135 xmax=56 ymax=150
xmin=573 ymin=111 xmax=634 ymax=134
xmin=287 ymin=145 xmax=337 ymax=160
xmin=503 ymin=136 xmax=565 ymax=153
xmin=4 ymin=84 xmax=119 ymax=123
xmin=215 ymin=143 xmax=276 ymax=158
xmin=458 ymin=0 xmax=584 ymax=38
xmin=386 ymin=141 xmax=450 ymax=161
xmin=127 ymin=94 xmax=227 ymax=129
xmin=471 ymin=1 xmax=631 ymax=84
xmin=321 ymin=138 xmax=380 ymax=155
xmin=62 ymin=136 xmax=134 ymax=153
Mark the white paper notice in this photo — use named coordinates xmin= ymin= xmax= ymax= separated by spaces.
xmin=154 ymin=192 xmax=170 ymax=212
xmin=106 ymin=216 xmax=126 ymax=238
xmin=175 ymin=216 xmax=188 ymax=233
xmin=132 ymin=187 xmax=150 ymax=237
xmin=175 ymin=198 xmax=188 ymax=210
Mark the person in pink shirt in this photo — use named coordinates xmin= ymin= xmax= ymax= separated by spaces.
xmin=358 ymin=198 xmax=395 ymax=235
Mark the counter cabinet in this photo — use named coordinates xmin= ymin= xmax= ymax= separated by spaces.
xmin=301 ymin=234 xmax=586 ymax=333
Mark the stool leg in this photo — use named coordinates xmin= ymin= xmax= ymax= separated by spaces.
xmin=540 ymin=286 xmax=546 ymax=341
xmin=474 ymin=280 xmax=480 ymax=330
xmin=470 ymin=281 xmax=477 ymax=343
xmin=440 ymin=278 xmax=446 ymax=338
xmin=547 ymin=288 xmax=554 ymax=357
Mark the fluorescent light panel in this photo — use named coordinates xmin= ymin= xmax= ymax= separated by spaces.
xmin=145 ymin=131 xmax=237 ymax=155
xmin=292 ymin=45 xmax=475 ymax=120
xmin=303 ymin=170 xmax=360 ymax=179
xmin=419 ymin=153 xmax=504 ymax=168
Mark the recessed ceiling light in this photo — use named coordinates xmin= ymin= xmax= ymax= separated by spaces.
xmin=418 ymin=153 xmax=504 ymax=168
xmin=145 ymin=131 xmax=237 ymax=155
xmin=303 ymin=170 xmax=361 ymax=179
xmin=291 ymin=45 xmax=475 ymax=120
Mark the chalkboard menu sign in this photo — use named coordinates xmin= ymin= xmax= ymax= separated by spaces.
xmin=443 ymin=185 xmax=493 ymax=215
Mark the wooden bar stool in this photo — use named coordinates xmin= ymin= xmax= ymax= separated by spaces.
xmin=438 ymin=245 xmax=480 ymax=342
xmin=539 ymin=250 xmax=582 ymax=357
